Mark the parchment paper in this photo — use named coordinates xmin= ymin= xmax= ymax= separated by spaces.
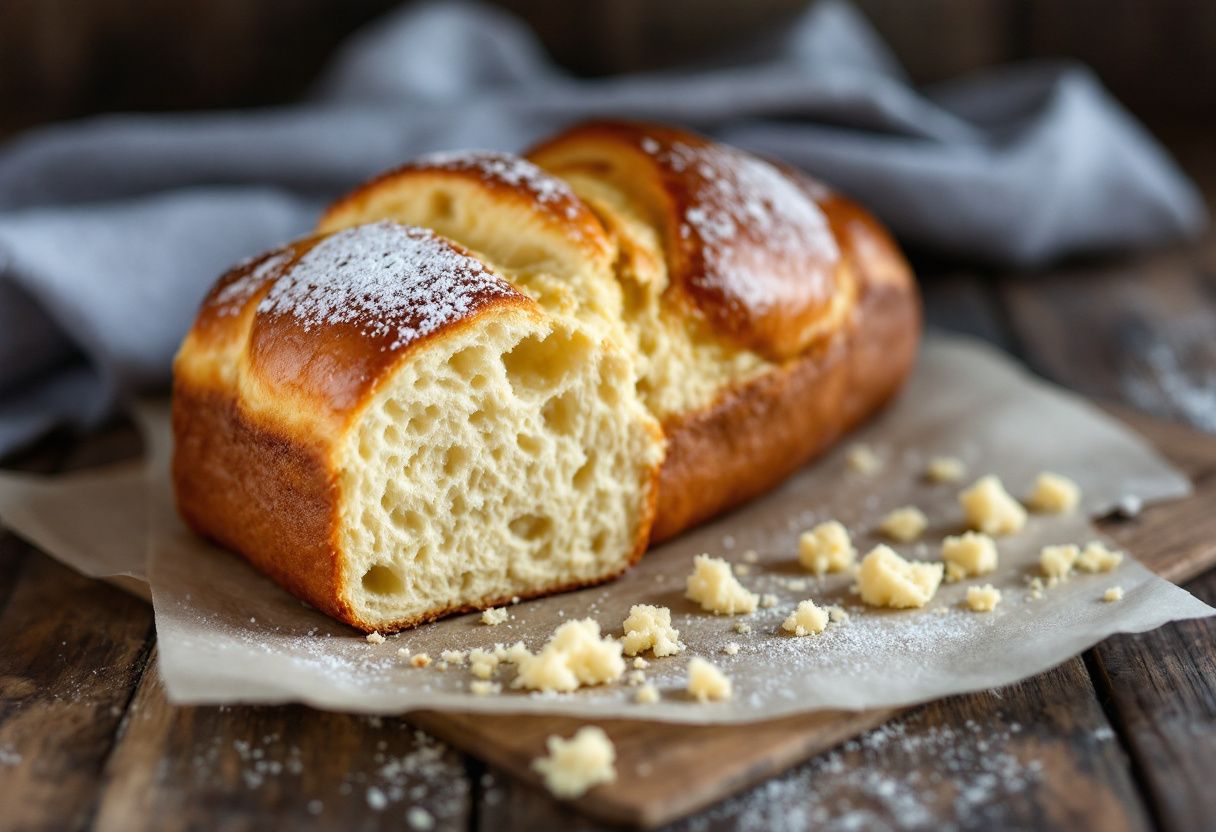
xmin=2 ymin=337 xmax=1212 ymax=724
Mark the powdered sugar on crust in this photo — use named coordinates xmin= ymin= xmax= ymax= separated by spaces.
xmin=412 ymin=150 xmax=585 ymax=224
xmin=257 ymin=221 xmax=515 ymax=351
xmin=212 ymin=250 xmax=293 ymax=318
xmin=639 ymin=135 xmax=840 ymax=314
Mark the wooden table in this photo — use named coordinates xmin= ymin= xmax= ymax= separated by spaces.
xmin=2 ymin=137 xmax=1214 ymax=831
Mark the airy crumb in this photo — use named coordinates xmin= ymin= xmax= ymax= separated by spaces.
xmin=469 ymin=680 xmax=501 ymax=696
xmin=513 ymin=619 xmax=624 ymax=692
xmin=722 ymin=642 xmax=740 ymax=656
xmin=1040 ymin=544 xmax=1080 ymax=579
xmin=1103 ymin=586 xmax=1125 ymax=603
xmin=1027 ymin=471 xmax=1081 ymax=514
xmin=687 ymin=657 xmax=732 ymax=702
xmin=857 ymin=545 xmax=943 ymax=609
xmin=941 ymin=531 xmax=999 ymax=582
xmin=409 ymin=653 xmax=432 ymax=668
xmin=733 ymin=622 xmax=752 ymax=635
xmin=632 ymin=657 xmax=649 ymax=670
xmin=365 ymin=632 xmax=386 ymax=645
xmin=532 ymin=727 xmax=616 ymax=799
xmin=760 ymin=593 xmax=778 ymax=609
xmin=926 ymin=456 xmax=967 ymax=484
xmin=959 ymin=475 xmax=1027 ymax=536
xmin=635 ymin=683 xmax=660 ymax=704
xmin=846 ymin=443 xmax=881 ymax=474
xmin=481 ymin=607 xmax=509 ymax=626
xmin=1077 ymin=540 xmax=1124 ymax=573
xmin=621 ymin=604 xmax=685 ymax=657
xmin=878 ymin=506 xmax=929 ymax=543
xmin=782 ymin=599 xmax=829 ymax=636
xmin=965 ymin=584 xmax=1002 ymax=612
xmin=798 ymin=520 xmax=857 ymax=576
xmin=685 ymin=554 xmax=758 ymax=614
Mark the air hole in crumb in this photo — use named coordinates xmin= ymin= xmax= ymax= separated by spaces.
xmin=390 ymin=507 xmax=426 ymax=535
xmin=509 ymin=514 xmax=552 ymax=542
xmin=573 ymin=452 xmax=597 ymax=490
xmin=429 ymin=190 xmax=455 ymax=220
xmin=443 ymin=446 xmax=470 ymax=476
xmin=361 ymin=564 xmax=404 ymax=596
xmin=517 ymin=433 xmax=543 ymax=456
xmin=542 ymin=389 xmax=580 ymax=435
xmin=502 ymin=329 xmax=592 ymax=396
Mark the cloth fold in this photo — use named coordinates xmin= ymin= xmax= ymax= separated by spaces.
xmin=0 ymin=0 xmax=1206 ymax=454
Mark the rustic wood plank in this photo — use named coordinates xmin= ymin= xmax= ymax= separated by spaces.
xmin=1088 ymin=569 xmax=1216 ymax=832
xmin=92 ymin=653 xmax=475 ymax=832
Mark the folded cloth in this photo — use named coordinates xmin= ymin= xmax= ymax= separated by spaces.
xmin=0 ymin=0 xmax=1205 ymax=455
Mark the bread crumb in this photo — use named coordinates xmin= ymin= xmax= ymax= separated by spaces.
xmin=734 ymin=564 xmax=752 ymax=576
xmin=511 ymin=595 xmax=521 ymax=604
xmin=1077 ymin=541 xmax=1124 ymax=573
xmin=365 ymin=632 xmax=386 ymax=645
xmin=878 ymin=506 xmax=929 ymax=543
xmin=685 ymin=554 xmax=758 ymax=614
xmin=409 ymin=653 xmax=432 ymax=668
xmin=1027 ymin=576 xmax=1045 ymax=600
xmin=1040 ymin=544 xmax=1080 ymax=579
xmin=733 ymin=622 xmax=752 ymax=635
xmin=798 ymin=521 xmax=857 ymax=576
xmin=1027 ymin=472 xmax=1081 ymax=514
xmin=513 ymin=619 xmax=624 ymax=692
xmin=742 ymin=550 xmax=760 ymax=564
xmin=723 ymin=642 xmax=740 ymax=655
xmin=532 ymin=727 xmax=616 ymax=799
xmin=635 ymin=683 xmax=660 ymax=704
xmin=687 ymin=657 xmax=732 ymax=702
xmin=941 ymin=531 xmax=998 ymax=582
xmin=965 ymin=584 xmax=1002 ymax=612
xmin=782 ymin=599 xmax=829 ymax=636
xmin=857 ymin=545 xmax=943 ymax=609
xmin=621 ymin=604 xmax=684 ymax=657
xmin=760 ymin=593 xmax=778 ymax=609
xmin=926 ymin=456 xmax=967 ymax=483
xmin=827 ymin=605 xmax=849 ymax=624
xmin=960 ymin=475 xmax=1027 ymax=536
xmin=632 ymin=657 xmax=649 ymax=670
xmin=481 ymin=607 xmax=509 ymax=626
xmin=1103 ymin=586 xmax=1125 ymax=603
xmin=440 ymin=650 xmax=466 ymax=665
xmin=846 ymin=443 xmax=881 ymax=474
xmin=470 ymin=680 xmax=501 ymax=696
xmin=468 ymin=648 xmax=499 ymax=679
xmin=625 ymin=670 xmax=646 ymax=686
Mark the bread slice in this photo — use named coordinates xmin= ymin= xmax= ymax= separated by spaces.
xmin=173 ymin=221 xmax=663 ymax=631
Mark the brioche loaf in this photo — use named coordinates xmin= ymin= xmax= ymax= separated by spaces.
xmin=173 ymin=120 xmax=919 ymax=632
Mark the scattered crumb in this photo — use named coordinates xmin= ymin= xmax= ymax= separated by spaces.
xmin=511 ymin=595 xmax=521 ymax=605
xmin=632 ymin=657 xmax=649 ymax=670
xmin=742 ymin=550 xmax=760 ymax=564
xmin=481 ymin=607 xmax=509 ymax=626
xmin=965 ymin=584 xmax=1002 ymax=612
xmin=782 ymin=600 xmax=829 ymax=636
xmin=827 ymin=605 xmax=849 ymax=624
xmin=1027 ymin=577 xmax=1045 ymax=600
xmin=410 ymin=653 xmax=432 ymax=668
xmin=513 ymin=619 xmax=624 ymax=692
xmin=1027 ymin=472 xmax=1081 ymax=514
xmin=734 ymin=564 xmax=752 ymax=576
xmin=760 ymin=593 xmax=779 ymax=609
xmin=687 ymin=657 xmax=732 ymax=702
xmin=635 ymin=684 xmax=660 ymax=704
xmin=532 ymin=727 xmax=616 ymax=799
xmin=846 ymin=443 xmax=881 ymax=474
xmin=470 ymin=680 xmax=501 ymax=696
xmin=685 ymin=554 xmax=759 ymax=614
xmin=733 ymin=622 xmax=752 ymax=635
xmin=365 ymin=632 xmax=386 ymax=645
xmin=468 ymin=649 xmax=499 ymax=679
xmin=960 ymin=475 xmax=1027 ymax=536
xmin=941 ymin=531 xmax=998 ymax=582
xmin=1077 ymin=541 xmax=1124 ymax=573
xmin=878 ymin=506 xmax=929 ymax=543
xmin=1103 ymin=586 xmax=1125 ymax=603
xmin=621 ymin=604 xmax=684 ymax=657
xmin=722 ymin=642 xmax=740 ymax=656
xmin=926 ymin=456 xmax=967 ymax=483
xmin=857 ymin=545 xmax=943 ymax=609
xmin=1040 ymin=544 xmax=1080 ymax=579
xmin=786 ymin=579 xmax=808 ymax=592
xmin=440 ymin=650 xmax=466 ymax=665
xmin=625 ymin=670 xmax=646 ymax=686
xmin=798 ymin=520 xmax=857 ymax=576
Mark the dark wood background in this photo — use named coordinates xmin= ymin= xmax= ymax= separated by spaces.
xmin=2 ymin=0 xmax=1214 ymax=137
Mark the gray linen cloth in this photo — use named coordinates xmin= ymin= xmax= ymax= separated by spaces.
xmin=0 ymin=0 xmax=1206 ymax=454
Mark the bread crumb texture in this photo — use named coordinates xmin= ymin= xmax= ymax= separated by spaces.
xmin=857 ymin=545 xmax=943 ymax=609
xmin=1103 ymin=586 xmax=1125 ymax=603
xmin=480 ymin=607 xmax=509 ymax=626
xmin=782 ymin=599 xmax=829 ymax=636
xmin=409 ymin=653 xmax=432 ymax=668
xmin=635 ymin=683 xmax=660 ymax=704
xmin=685 ymin=554 xmax=758 ymax=615
xmin=1027 ymin=471 xmax=1081 ymax=514
xmin=621 ymin=604 xmax=684 ymax=657
xmin=365 ymin=632 xmax=386 ymax=644
xmin=878 ymin=506 xmax=928 ymax=543
xmin=687 ymin=656 xmax=732 ymax=702
xmin=1077 ymin=541 xmax=1124 ymax=573
xmin=926 ymin=456 xmax=967 ymax=484
xmin=959 ymin=475 xmax=1027 ymax=536
xmin=723 ymin=642 xmax=740 ymax=655
xmin=1040 ymin=544 xmax=1079 ymax=580
xmin=798 ymin=520 xmax=856 ymax=576
xmin=846 ymin=443 xmax=881 ymax=474
xmin=512 ymin=619 xmax=624 ymax=692
xmin=965 ymin=584 xmax=1002 ymax=612
xmin=532 ymin=726 xmax=616 ymax=799
xmin=941 ymin=531 xmax=998 ymax=582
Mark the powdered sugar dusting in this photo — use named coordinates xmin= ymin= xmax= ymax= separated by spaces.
xmin=413 ymin=150 xmax=585 ymax=224
xmin=212 ymin=250 xmax=293 ymax=318
xmin=257 ymin=221 xmax=513 ymax=351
